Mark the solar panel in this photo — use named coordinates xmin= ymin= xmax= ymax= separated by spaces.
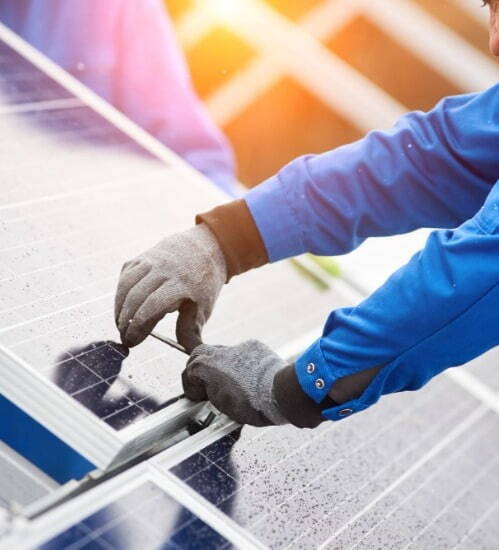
xmin=5 ymin=473 xmax=233 ymax=549
xmin=0 ymin=24 xmax=353 ymax=471
xmin=12 ymin=361 xmax=499 ymax=549
xmin=2 ymin=12 xmax=499 ymax=550
xmin=162 ymin=374 xmax=499 ymax=548
xmin=40 ymin=483 xmax=230 ymax=550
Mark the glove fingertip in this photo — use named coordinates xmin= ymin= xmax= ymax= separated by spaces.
xmin=120 ymin=325 xmax=146 ymax=348
xmin=176 ymin=300 xmax=204 ymax=354
xmin=182 ymin=368 xmax=208 ymax=402
xmin=178 ymin=331 xmax=203 ymax=355
xmin=188 ymin=344 xmax=210 ymax=359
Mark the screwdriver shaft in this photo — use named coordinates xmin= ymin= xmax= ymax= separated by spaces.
xmin=150 ymin=331 xmax=189 ymax=355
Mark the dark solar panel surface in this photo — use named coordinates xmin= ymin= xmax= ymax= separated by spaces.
xmin=38 ymin=481 xmax=230 ymax=550
xmin=169 ymin=375 xmax=499 ymax=549
xmin=0 ymin=37 xmax=347 ymax=430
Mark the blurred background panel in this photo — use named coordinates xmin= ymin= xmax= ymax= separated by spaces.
xmin=186 ymin=27 xmax=257 ymax=99
xmin=166 ymin=0 xmax=496 ymax=189
xmin=326 ymin=16 xmax=461 ymax=111
xmin=410 ymin=0 xmax=492 ymax=54
xmin=225 ymin=77 xmax=361 ymax=186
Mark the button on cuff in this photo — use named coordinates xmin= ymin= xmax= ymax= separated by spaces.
xmin=295 ymin=340 xmax=333 ymax=403
xmin=322 ymin=401 xmax=367 ymax=421
xmin=315 ymin=378 xmax=325 ymax=390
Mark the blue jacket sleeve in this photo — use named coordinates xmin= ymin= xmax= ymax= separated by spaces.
xmin=245 ymin=85 xmax=499 ymax=261
xmin=296 ymin=180 xmax=499 ymax=420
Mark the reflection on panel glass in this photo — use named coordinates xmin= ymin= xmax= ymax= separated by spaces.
xmin=170 ymin=378 xmax=499 ymax=548
xmin=50 ymin=341 xmax=180 ymax=430
xmin=39 ymin=481 xmax=231 ymax=550
xmin=0 ymin=41 xmax=73 ymax=105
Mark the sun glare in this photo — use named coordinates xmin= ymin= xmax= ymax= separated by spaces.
xmin=208 ymin=0 xmax=247 ymax=21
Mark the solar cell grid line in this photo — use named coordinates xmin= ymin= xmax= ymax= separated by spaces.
xmin=452 ymin=347 xmax=499 ymax=397
xmin=317 ymin=409 xmax=499 ymax=549
xmin=403 ymin=457 xmax=499 ymax=548
xmin=453 ymin=493 xmax=499 ymax=549
xmin=323 ymin=408 xmax=493 ymax=549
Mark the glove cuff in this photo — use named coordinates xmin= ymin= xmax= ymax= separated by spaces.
xmin=196 ymin=199 xmax=268 ymax=281
xmin=259 ymin=362 xmax=288 ymax=425
xmin=273 ymin=364 xmax=336 ymax=429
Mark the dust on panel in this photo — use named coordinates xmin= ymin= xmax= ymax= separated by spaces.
xmin=168 ymin=375 xmax=499 ymax=548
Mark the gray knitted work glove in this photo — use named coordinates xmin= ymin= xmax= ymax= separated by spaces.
xmin=115 ymin=224 xmax=227 ymax=350
xmin=182 ymin=340 xmax=288 ymax=427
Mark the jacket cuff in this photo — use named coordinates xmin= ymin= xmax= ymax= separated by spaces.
xmin=196 ymin=199 xmax=268 ymax=281
xmin=296 ymin=339 xmax=385 ymax=421
xmin=273 ymin=364 xmax=336 ymax=429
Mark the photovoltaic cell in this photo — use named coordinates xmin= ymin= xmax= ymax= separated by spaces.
xmin=38 ymin=481 xmax=230 ymax=550
xmin=168 ymin=374 xmax=499 ymax=548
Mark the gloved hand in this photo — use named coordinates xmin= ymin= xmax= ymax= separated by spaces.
xmin=115 ymin=224 xmax=227 ymax=350
xmin=182 ymin=340 xmax=289 ymax=427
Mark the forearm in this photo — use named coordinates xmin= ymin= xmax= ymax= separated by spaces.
xmin=294 ymin=180 xmax=499 ymax=420
xmin=199 ymin=87 xmax=498 ymax=266
xmin=247 ymin=89 xmax=497 ymax=261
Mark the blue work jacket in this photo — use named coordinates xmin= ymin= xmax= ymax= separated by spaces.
xmin=246 ymin=85 xmax=499 ymax=421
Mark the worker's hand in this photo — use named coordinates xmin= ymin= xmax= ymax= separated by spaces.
xmin=115 ymin=224 xmax=227 ymax=350
xmin=182 ymin=340 xmax=288 ymax=427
